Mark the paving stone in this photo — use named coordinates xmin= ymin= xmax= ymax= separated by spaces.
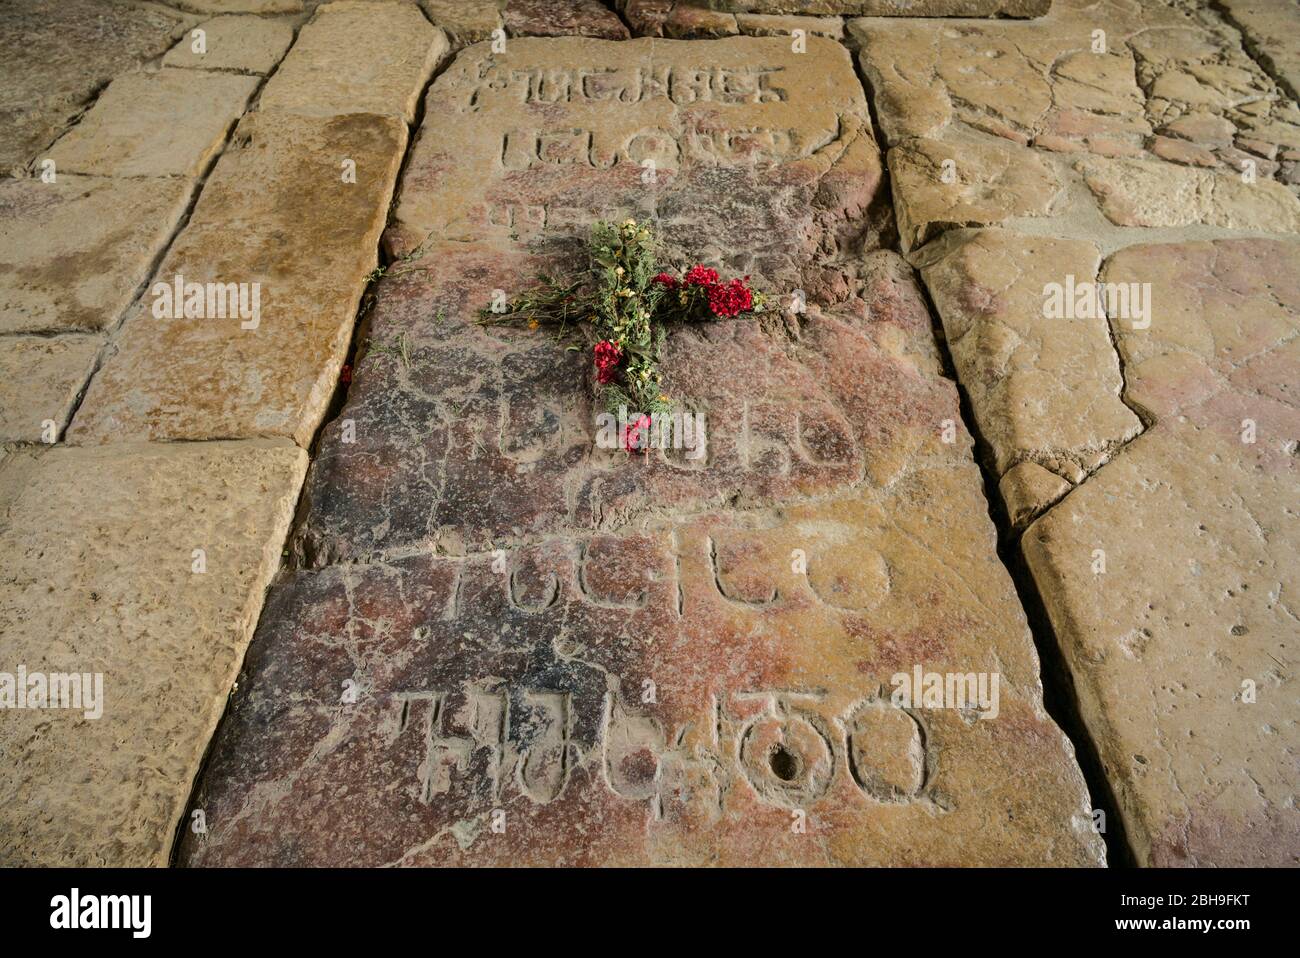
xmin=0 ymin=175 xmax=194 ymax=335
xmin=505 ymin=0 xmax=630 ymax=39
xmin=259 ymin=0 xmax=449 ymax=123
xmin=0 ymin=439 xmax=307 ymax=866
xmin=715 ymin=0 xmax=1048 ymax=14
xmin=0 ymin=334 xmax=101 ymax=443
xmin=163 ymin=15 xmax=296 ymax=75
xmin=45 ymin=68 xmax=259 ymax=179
xmin=67 ymin=111 xmax=408 ymax=446
xmin=888 ymin=135 xmax=1061 ymax=252
xmin=1077 ymin=155 xmax=1300 ymax=230
xmin=0 ymin=0 xmax=184 ymax=175
xmin=735 ymin=13 xmax=845 ymax=39
xmin=1014 ymin=238 xmax=1300 ymax=866
xmin=915 ymin=228 xmax=1143 ymax=499
xmin=390 ymin=36 xmax=886 ymax=304
xmin=420 ymin=0 xmax=504 ymax=44
xmin=1215 ymin=0 xmax=1300 ymax=101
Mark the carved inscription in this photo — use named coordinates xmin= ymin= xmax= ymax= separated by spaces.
xmin=394 ymin=684 xmax=940 ymax=815
xmin=469 ymin=64 xmax=789 ymax=109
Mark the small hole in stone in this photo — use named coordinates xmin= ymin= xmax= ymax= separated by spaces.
xmin=770 ymin=745 xmax=798 ymax=781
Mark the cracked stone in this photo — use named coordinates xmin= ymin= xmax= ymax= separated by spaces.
xmin=420 ymin=0 xmax=503 ymax=44
xmin=888 ymin=135 xmax=1061 ymax=252
xmin=716 ymin=0 xmax=1047 ymax=14
xmin=1215 ymin=0 xmax=1300 ymax=101
xmin=163 ymin=15 xmax=296 ymax=75
xmin=45 ymin=68 xmax=259 ymax=178
xmin=68 ymin=111 xmax=408 ymax=446
xmin=259 ymin=0 xmax=449 ymax=123
xmin=0 ymin=0 xmax=185 ymax=175
xmin=0 ymin=439 xmax=307 ymax=867
xmin=505 ymin=0 xmax=631 ymax=39
xmin=1077 ymin=155 xmax=1300 ymax=230
xmin=0 ymin=334 xmax=101 ymax=443
xmin=0 ymin=175 xmax=195 ymax=335
xmin=915 ymin=228 xmax=1143 ymax=493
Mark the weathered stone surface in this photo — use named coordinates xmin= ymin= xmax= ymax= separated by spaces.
xmin=505 ymin=0 xmax=631 ymax=39
xmin=1077 ymin=155 xmax=1300 ymax=230
xmin=68 ymin=111 xmax=408 ymax=446
xmin=999 ymin=459 xmax=1069 ymax=530
xmin=175 ymin=0 xmax=304 ymax=11
xmin=420 ymin=0 xmax=504 ymax=44
xmin=259 ymin=1 xmax=449 ymax=123
xmin=1215 ymin=0 xmax=1300 ymax=101
xmin=390 ymin=36 xmax=886 ymax=303
xmin=163 ymin=15 xmax=296 ymax=75
xmin=735 ymin=13 xmax=845 ymax=39
xmin=665 ymin=5 xmax=739 ymax=37
xmin=0 ymin=0 xmax=184 ymax=174
xmin=0 ymin=176 xmax=194 ymax=335
xmin=888 ymin=136 xmax=1060 ymax=252
xmin=715 ymin=0 xmax=1048 ymax=14
xmin=0 ymin=439 xmax=307 ymax=866
xmin=181 ymin=264 xmax=1101 ymax=866
xmin=1019 ymin=238 xmax=1300 ymax=866
xmin=45 ymin=68 xmax=258 ymax=178
xmin=0 ymin=335 xmax=100 ymax=443
xmin=915 ymin=228 xmax=1143 ymax=495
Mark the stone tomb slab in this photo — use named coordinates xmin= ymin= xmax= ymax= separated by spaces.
xmin=387 ymin=36 xmax=886 ymax=303
xmin=181 ymin=462 xmax=1103 ymax=866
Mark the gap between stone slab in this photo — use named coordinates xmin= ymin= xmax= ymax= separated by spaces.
xmin=1209 ymin=0 xmax=1300 ymax=103
xmin=846 ymin=42 xmax=1135 ymax=867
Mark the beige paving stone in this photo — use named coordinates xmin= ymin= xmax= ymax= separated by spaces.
xmin=0 ymin=0 xmax=185 ymax=175
xmin=999 ymin=459 xmax=1069 ymax=529
xmin=420 ymin=0 xmax=504 ymax=44
xmin=1216 ymin=0 xmax=1300 ymax=101
xmin=0 ymin=175 xmax=194 ymax=335
xmin=163 ymin=15 xmax=296 ymax=75
xmin=735 ymin=13 xmax=844 ymax=38
xmin=915 ymin=228 xmax=1143 ymax=494
xmin=0 ymin=334 xmax=101 ymax=443
xmin=68 ymin=111 xmax=408 ymax=446
xmin=0 ymin=439 xmax=307 ymax=867
xmin=888 ymin=135 xmax=1061 ymax=252
xmin=259 ymin=1 xmax=449 ymax=123
xmin=666 ymin=5 xmax=739 ymax=37
xmin=1077 ymin=155 xmax=1300 ymax=230
xmin=1024 ymin=416 xmax=1299 ymax=865
xmin=45 ymin=68 xmax=259 ymax=179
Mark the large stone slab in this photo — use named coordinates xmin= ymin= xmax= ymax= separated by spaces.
xmin=1022 ymin=238 xmax=1300 ymax=866
xmin=915 ymin=228 xmax=1143 ymax=520
xmin=420 ymin=0 xmax=504 ymax=45
xmin=0 ymin=0 xmax=184 ymax=175
xmin=46 ymin=68 xmax=259 ymax=178
xmin=0 ymin=440 xmax=307 ymax=867
xmin=259 ymin=1 xmax=449 ymax=123
xmin=0 ymin=334 xmax=101 ymax=443
xmin=177 ymin=35 xmax=1101 ymax=867
xmin=68 ymin=111 xmax=408 ymax=447
xmin=180 ymin=260 xmax=1101 ymax=866
xmin=0 ymin=176 xmax=194 ymax=335
xmin=163 ymin=15 xmax=296 ymax=75
xmin=389 ymin=36 xmax=886 ymax=303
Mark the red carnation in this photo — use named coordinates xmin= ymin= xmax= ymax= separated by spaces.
xmin=652 ymin=272 xmax=678 ymax=289
xmin=593 ymin=339 xmax=622 ymax=385
xmin=621 ymin=413 xmax=653 ymax=453
xmin=706 ymin=277 xmax=754 ymax=318
xmin=683 ymin=265 xmax=719 ymax=287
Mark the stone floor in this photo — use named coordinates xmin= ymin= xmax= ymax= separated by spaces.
xmin=0 ymin=0 xmax=1295 ymax=867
